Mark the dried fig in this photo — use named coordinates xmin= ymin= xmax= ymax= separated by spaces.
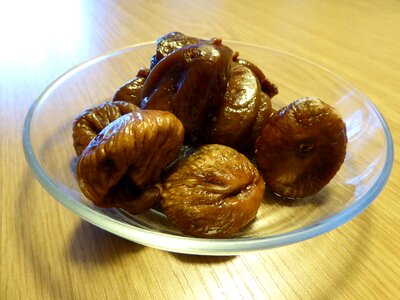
xmin=72 ymin=101 xmax=139 ymax=156
xmin=233 ymin=58 xmax=278 ymax=148
xmin=161 ymin=144 xmax=265 ymax=238
xmin=255 ymin=97 xmax=347 ymax=198
xmin=244 ymin=92 xmax=275 ymax=148
xmin=112 ymin=68 xmax=150 ymax=106
xmin=141 ymin=39 xmax=233 ymax=140
xmin=235 ymin=58 xmax=279 ymax=98
xmin=208 ymin=60 xmax=277 ymax=149
xmin=76 ymin=110 xmax=185 ymax=213
xmin=150 ymin=32 xmax=203 ymax=68
xmin=207 ymin=62 xmax=261 ymax=147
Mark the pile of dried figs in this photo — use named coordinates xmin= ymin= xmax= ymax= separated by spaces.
xmin=73 ymin=32 xmax=347 ymax=238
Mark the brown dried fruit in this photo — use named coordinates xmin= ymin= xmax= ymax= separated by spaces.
xmin=244 ymin=92 xmax=275 ymax=148
xmin=141 ymin=39 xmax=233 ymax=140
xmin=161 ymin=144 xmax=265 ymax=238
xmin=232 ymin=58 xmax=278 ymax=149
xmin=235 ymin=58 xmax=279 ymax=98
xmin=72 ymin=101 xmax=139 ymax=156
xmin=150 ymin=32 xmax=202 ymax=68
xmin=76 ymin=110 xmax=185 ymax=213
xmin=112 ymin=68 xmax=150 ymax=106
xmin=255 ymin=97 xmax=347 ymax=198
xmin=208 ymin=60 xmax=277 ymax=150
xmin=207 ymin=62 xmax=261 ymax=147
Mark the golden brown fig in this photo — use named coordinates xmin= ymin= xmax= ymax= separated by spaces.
xmin=72 ymin=101 xmax=139 ymax=156
xmin=112 ymin=68 xmax=150 ymax=106
xmin=161 ymin=144 xmax=265 ymax=238
xmin=76 ymin=110 xmax=185 ymax=213
xmin=255 ymin=97 xmax=347 ymax=198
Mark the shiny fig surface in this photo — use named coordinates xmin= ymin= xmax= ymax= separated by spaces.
xmin=76 ymin=110 xmax=184 ymax=213
xmin=72 ymin=101 xmax=139 ymax=156
xmin=244 ymin=92 xmax=275 ymax=148
xmin=141 ymin=39 xmax=234 ymax=140
xmin=255 ymin=98 xmax=347 ymax=198
xmin=235 ymin=58 xmax=279 ymax=98
xmin=150 ymin=31 xmax=202 ymax=68
xmin=161 ymin=144 xmax=265 ymax=238
xmin=208 ymin=62 xmax=261 ymax=147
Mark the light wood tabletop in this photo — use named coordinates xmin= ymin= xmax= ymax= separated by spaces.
xmin=1 ymin=0 xmax=399 ymax=299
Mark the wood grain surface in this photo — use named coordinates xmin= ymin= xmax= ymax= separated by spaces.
xmin=1 ymin=0 xmax=399 ymax=299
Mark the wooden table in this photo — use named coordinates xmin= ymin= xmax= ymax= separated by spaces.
xmin=2 ymin=0 xmax=399 ymax=298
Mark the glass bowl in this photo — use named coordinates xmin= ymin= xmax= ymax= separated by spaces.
xmin=23 ymin=41 xmax=393 ymax=255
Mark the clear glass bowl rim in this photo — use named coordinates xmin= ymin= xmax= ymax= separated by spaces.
xmin=23 ymin=41 xmax=394 ymax=255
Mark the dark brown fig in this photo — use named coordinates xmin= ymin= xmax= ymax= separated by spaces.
xmin=141 ymin=39 xmax=233 ymax=140
xmin=244 ymin=92 xmax=275 ymax=148
xmin=76 ymin=110 xmax=185 ymax=214
xmin=207 ymin=62 xmax=261 ymax=147
xmin=235 ymin=58 xmax=279 ymax=98
xmin=255 ymin=97 xmax=347 ymax=198
xmin=150 ymin=32 xmax=203 ymax=68
xmin=161 ymin=144 xmax=265 ymax=238
xmin=112 ymin=68 xmax=150 ymax=106
xmin=72 ymin=101 xmax=139 ymax=156
xmin=207 ymin=56 xmax=278 ymax=149
xmin=234 ymin=58 xmax=278 ymax=146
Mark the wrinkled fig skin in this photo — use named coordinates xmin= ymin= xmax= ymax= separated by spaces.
xmin=255 ymin=98 xmax=347 ymax=198
xmin=76 ymin=110 xmax=185 ymax=213
xmin=161 ymin=144 xmax=265 ymax=238
xmin=112 ymin=68 xmax=150 ymax=106
xmin=208 ymin=62 xmax=261 ymax=147
xmin=150 ymin=32 xmax=202 ymax=68
xmin=235 ymin=58 xmax=279 ymax=98
xmin=72 ymin=101 xmax=140 ymax=156
xmin=141 ymin=39 xmax=233 ymax=140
